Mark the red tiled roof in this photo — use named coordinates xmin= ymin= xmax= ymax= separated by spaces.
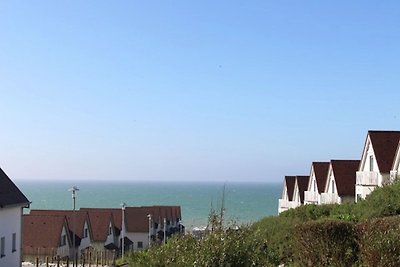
xmin=296 ymin=176 xmax=310 ymax=204
xmin=80 ymin=208 xmax=122 ymax=230
xmin=312 ymin=162 xmax=330 ymax=193
xmin=29 ymin=210 xmax=87 ymax=238
xmin=331 ymin=160 xmax=360 ymax=197
xmin=23 ymin=214 xmax=67 ymax=249
xmin=125 ymin=207 xmax=150 ymax=232
xmin=285 ymin=176 xmax=296 ymax=201
xmin=0 ymin=168 xmax=29 ymax=208
xmin=86 ymin=211 xmax=113 ymax=242
xmin=368 ymin=131 xmax=400 ymax=173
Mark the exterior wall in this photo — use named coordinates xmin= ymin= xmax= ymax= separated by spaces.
xmin=304 ymin=168 xmax=320 ymax=204
xmin=57 ymin=226 xmax=71 ymax=259
xmin=125 ymin=232 xmax=149 ymax=251
xmin=0 ymin=206 xmax=23 ymax=267
xmin=321 ymin=167 xmax=340 ymax=204
xmin=105 ymin=222 xmax=118 ymax=248
xmin=79 ymin=221 xmax=91 ymax=251
xmin=356 ymin=139 xmax=383 ymax=202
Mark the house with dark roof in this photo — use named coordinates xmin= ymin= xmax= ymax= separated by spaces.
xmin=390 ymin=141 xmax=400 ymax=182
xmin=304 ymin=162 xmax=330 ymax=204
xmin=292 ymin=176 xmax=310 ymax=206
xmin=355 ymin=131 xmax=400 ymax=202
xmin=0 ymin=167 xmax=30 ymax=267
xmin=321 ymin=160 xmax=360 ymax=204
xmin=278 ymin=176 xmax=296 ymax=214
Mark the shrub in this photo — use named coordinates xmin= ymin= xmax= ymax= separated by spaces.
xmin=357 ymin=216 xmax=400 ymax=266
xmin=294 ymin=219 xmax=358 ymax=267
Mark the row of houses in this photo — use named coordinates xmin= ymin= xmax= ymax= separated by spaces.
xmin=0 ymin=165 xmax=184 ymax=266
xmin=278 ymin=130 xmax=400 ymax=213
xmin=23 ymin=205 xmax=183 ymax=261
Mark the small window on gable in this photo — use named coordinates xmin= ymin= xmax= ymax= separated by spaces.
xmin=109 ymin=226 xmax=112 ymax=235
xmin=84 ymin=228 xmax=88 ymax=238
xmin=1 ymin=236 xmax=5 ymax=257
xmin=332 ymin=180 xmax=335 ymax=194
xmin=137 ymin=241 xmax=143 ymax=249
xmin=12 ymin=233 xmax=16 ymax=252
xmin=370 ymin=156 xmax=374 ymax=171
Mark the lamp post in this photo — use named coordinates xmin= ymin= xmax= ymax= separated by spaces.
xmin=147 ymin=214 xmax=152 ymax=248
xmin=120 ymin=202 xmax=126 ymax=260
xmin=68 ymin=186 xmax=79 ymax=267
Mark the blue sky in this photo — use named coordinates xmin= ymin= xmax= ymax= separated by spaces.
xmin=1 ymin=1 xmax=399 ymax=182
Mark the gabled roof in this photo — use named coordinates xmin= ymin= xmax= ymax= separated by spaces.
xmin=86 ymin=211 xmax=113 ymax=242
xmin=29 ymin=210 xmax=87 ymax=238
xmin=80 ymin=208 xmax=122 ymax=230
xmin=23 ymin=214 xmax=69 ymax=249
xmin=296 ymin=176 xmax=310 ymax=204
xmin=367 ymin=131 xmax=400 ymax=173
xmin=284 ymin=176 xmax=296 ymax=201
xmin=125 ymin=207 xmax=150 ymax=233
xmin=0 ymin=168 xmax=29 ymax=208
xmin=331 ymin=160 xmax=360 ymax=197
xmin=312 ymin=162 xmax=330 ymax=194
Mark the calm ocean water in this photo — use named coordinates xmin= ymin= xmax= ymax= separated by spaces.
xmin=16 ymin=181 xmax=281 ymax=228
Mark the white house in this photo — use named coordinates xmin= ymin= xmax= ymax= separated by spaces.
xmin=0 ymin=168 xmax=30 ymax=267
xmin=355 ymin=131 xmax=400 ymax=202
xmin=292 ymin=176 xmax=310 ymax=207
xmin=278 ymin=176 xmax=296 ymax=214
xmin=304 ymin=162 xmax=330 ymax=204
xmin=390 ymin=141 xmax=400 ymax=182
xmin=321 ymin=160 xmax=359 ymax=204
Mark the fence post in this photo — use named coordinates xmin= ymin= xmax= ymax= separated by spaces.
xmin=89 ymin=251 xmax=92 ymax=267
xmin=36 ymin=257 xmax=39 ymax=267
xmin=66 ymin=256 xmax=69 ymax=267
xmin=46 ymin=256 xmax=49 ymax=267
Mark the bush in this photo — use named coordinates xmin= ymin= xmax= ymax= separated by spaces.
xmin=294 ymin=220 xmax=358 ymax=267
xmin=357 ymin=216 xmax=400 ymax=266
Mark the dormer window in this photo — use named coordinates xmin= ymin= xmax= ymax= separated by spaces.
xmin=84 ymin=228 xmax=88 ymax=238
xmin=109 ymin=226 xmax=112 ymax=235
xmin=331 ymin=180 xmax=335 ymax=194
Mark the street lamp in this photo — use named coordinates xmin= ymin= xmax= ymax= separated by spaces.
xmin=68 ymin=186 xmax=79 ymax=267
xmin=120 ymin=202 xmax=126 ymax=260
xmin=147 ymin=214 xmax=152 ymax=248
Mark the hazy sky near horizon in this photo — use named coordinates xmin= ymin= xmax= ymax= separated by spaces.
xmin=1 ymin=1 xmax=400 ymax=182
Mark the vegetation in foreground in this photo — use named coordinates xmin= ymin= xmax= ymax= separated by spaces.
xmin=120 ymin=182 xmax=400 ymax=266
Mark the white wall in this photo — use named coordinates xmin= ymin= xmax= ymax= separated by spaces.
xmin=57 ymin=225 xmax=71 ymax=259
xmin=0 ymin=206 xmax=23 ymax=267
xmin=125 ymin=232 xmax=149 ymax=251
xmin=79 ymin=221 xmax=91 ymax=251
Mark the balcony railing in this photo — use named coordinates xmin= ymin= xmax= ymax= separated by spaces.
xmin=320 ymin=193 xmax=339 ymax=204
xmin=356 ymin=171 xmax=379 ymax=186
xmin=278 ymin=199 xmax=301 ymax=210
xmin=304 ymin=191 xmax=319 ymax=203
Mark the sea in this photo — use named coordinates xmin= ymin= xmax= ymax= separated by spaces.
xmin=15 ymin=181 xmax=281 ymax=229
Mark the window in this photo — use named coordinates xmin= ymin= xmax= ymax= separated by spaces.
xmin=60 ymin=235 xmax=66 ymax=246
xmin=137 ymin=241 xmax=143 ymax=249
xmin=331 ymin=180 xmax=335 ymax=194
xmin=1 ymin=237 xmax=5 ymax=257
xmin=370 ymin=156 xmax=374 ymax=171
xmin=12 ymin=233 xmax=16 ymax=252
xmin=84 ymin=228 xmax=88 ymax=238
xmin=109 ymin=226 xmax=112 ymax=235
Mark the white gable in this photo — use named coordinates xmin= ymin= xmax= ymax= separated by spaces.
xmin=359 ymin=136 xmax=380 ymax=173
xmin=324 ymin=165 xmax=338 ymax=194
xmin=307 ymin=166 xmax=318 ymax=193
xmin=392 ymin=142 xmax=400 ymax=173
xmin=281 ymin=180 xmax=288 ymax=200
xmin=293 ymin=180 xmax=300 ymax=203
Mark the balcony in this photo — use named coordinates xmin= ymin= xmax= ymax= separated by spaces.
xmin=304 ymin=191 xmax=319 ymax=203
xmin=356 ymin=171 xmax=379 ymax=186
xmin=278 ymin=199 xmax=300 ymax=213
xmin=321 ymin=193 xmax=339 ymax=204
